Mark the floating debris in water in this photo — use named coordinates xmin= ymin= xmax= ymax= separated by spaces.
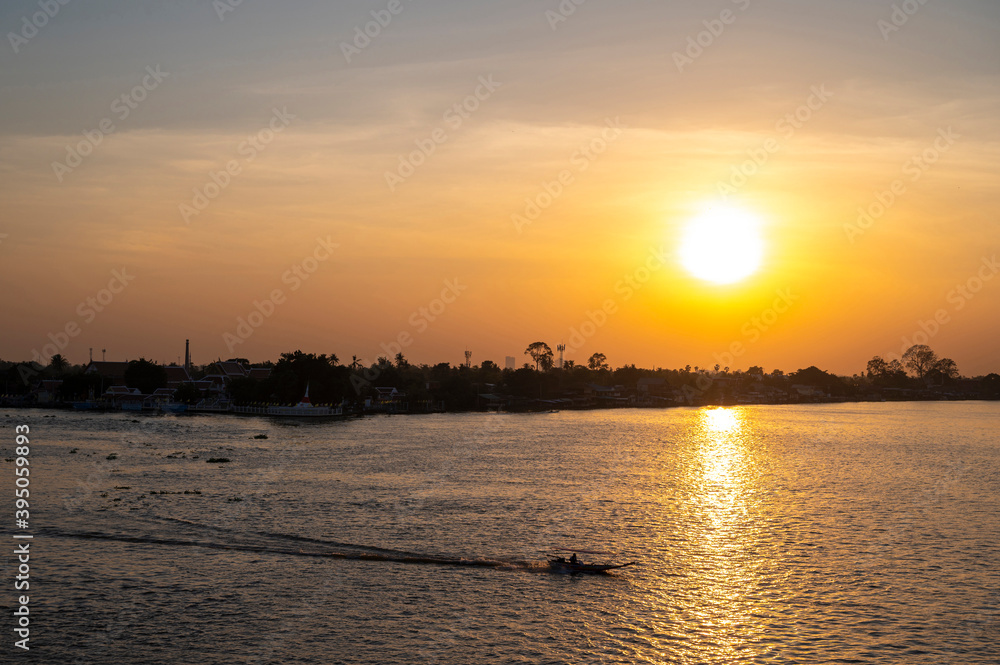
xmin=206 ymin=458 xmax=230 ymax=463
xmin=253 ymin=434 xmax=268 ymax=439
xmin=106 ymin=453 xmax=118 ymax=460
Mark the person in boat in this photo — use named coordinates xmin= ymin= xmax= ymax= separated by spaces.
xmin=569 ymin=553 xmax=578 ymax=564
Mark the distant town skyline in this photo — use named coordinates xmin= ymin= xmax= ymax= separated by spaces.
xmin=1 ymin=1 xmax=998 ymax=375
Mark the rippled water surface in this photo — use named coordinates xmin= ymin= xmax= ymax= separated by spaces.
xmin=4 ymin=402 xmax=999 ymax=663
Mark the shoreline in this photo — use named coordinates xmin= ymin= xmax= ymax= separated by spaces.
xmin=3 ymin=394 xmax=996 ymax=420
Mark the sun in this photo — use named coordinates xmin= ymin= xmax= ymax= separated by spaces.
xmin=679 ymin=205 xmax=765 ymax=284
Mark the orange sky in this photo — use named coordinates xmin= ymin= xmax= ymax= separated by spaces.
xmin=1 ymin=1 xmax=998 ymax=375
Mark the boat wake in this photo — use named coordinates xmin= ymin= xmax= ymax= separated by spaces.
xmin=39 ymin=518 xmax=533 ymax=571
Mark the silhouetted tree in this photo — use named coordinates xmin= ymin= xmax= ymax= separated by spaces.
xmin=267 ymin=351 xmax=347 ymax=404
xmin=124 ymin=359 xmax=167 ymax=394
xmin=867 ymin=356 xmax=888 ymax=379
xmin=982 ymin=374 xmax=1000 ymax=398
xmin=933 ymin=357 xmax=959 ymax=379
xmin=57 ymin=369 xmax=104 ymax=401
xmin=789 ymin=366 xmax=845 ymax=394
xmin=902 ymin=345 xmax=938 ymax=379
xmin=926 ymin=357 xmax=959 ymax=384
xmin=524 ymin=342 xmax=553 ymax=371
xmin=588 ymin=352 xmax=608 ymax=371
xmin=174 ymin=383 xmax=205 ymax=405
xmin=867 ymin=355 xmax=908 ymax=388
xmin=49 ymin=354 xmax=69 ymax=373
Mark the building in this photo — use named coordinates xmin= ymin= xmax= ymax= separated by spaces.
xmin=366 ymin=387 xmax=408 ymax=413
xmin=84 ymin=361 xmax=128 ymax=383
xmin=164 ymin=365 xmax=192 ymax=388
xmin=31 ymin=380 xmax=63 ymax=404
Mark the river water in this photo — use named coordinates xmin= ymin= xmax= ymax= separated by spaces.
xmin=3 ymin=402 xmax=999 ymax=663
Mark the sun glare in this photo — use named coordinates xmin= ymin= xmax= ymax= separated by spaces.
xmin=679 ymin=205 xmax=765 ymax=285
xmin=704 ymin=407 xmax=739 ymax=433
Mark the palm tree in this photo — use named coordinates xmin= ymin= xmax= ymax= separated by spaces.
xmin=49 ymin=354 xmax=69 ymax=373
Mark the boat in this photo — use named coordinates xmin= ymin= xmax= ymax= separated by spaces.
xmin=546 ymin=555 xmax=635 ymax=574
xmin=261 ymin=383 xmax=343 ymax=418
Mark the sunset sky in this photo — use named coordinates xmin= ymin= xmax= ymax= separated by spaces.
xmin=1 ymin=0 xmax=998 ymax=375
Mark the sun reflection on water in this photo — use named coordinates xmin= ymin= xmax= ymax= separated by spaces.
xmin=701 ymin=408 xmax=743 ymax=486
xmin=690 ymin=407 xmax=766 ymax=661
xmin=705 ymin=407 xmax=739 ymax=433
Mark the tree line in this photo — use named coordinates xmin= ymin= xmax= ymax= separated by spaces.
xmin=2 ymin=343 xmax=998 ymax=409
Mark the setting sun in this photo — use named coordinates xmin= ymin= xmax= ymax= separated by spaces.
xmin=2 ymin=2 xmax=999 ymax=662
xmin=679 ymin=205 xmax=766 ymax=285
